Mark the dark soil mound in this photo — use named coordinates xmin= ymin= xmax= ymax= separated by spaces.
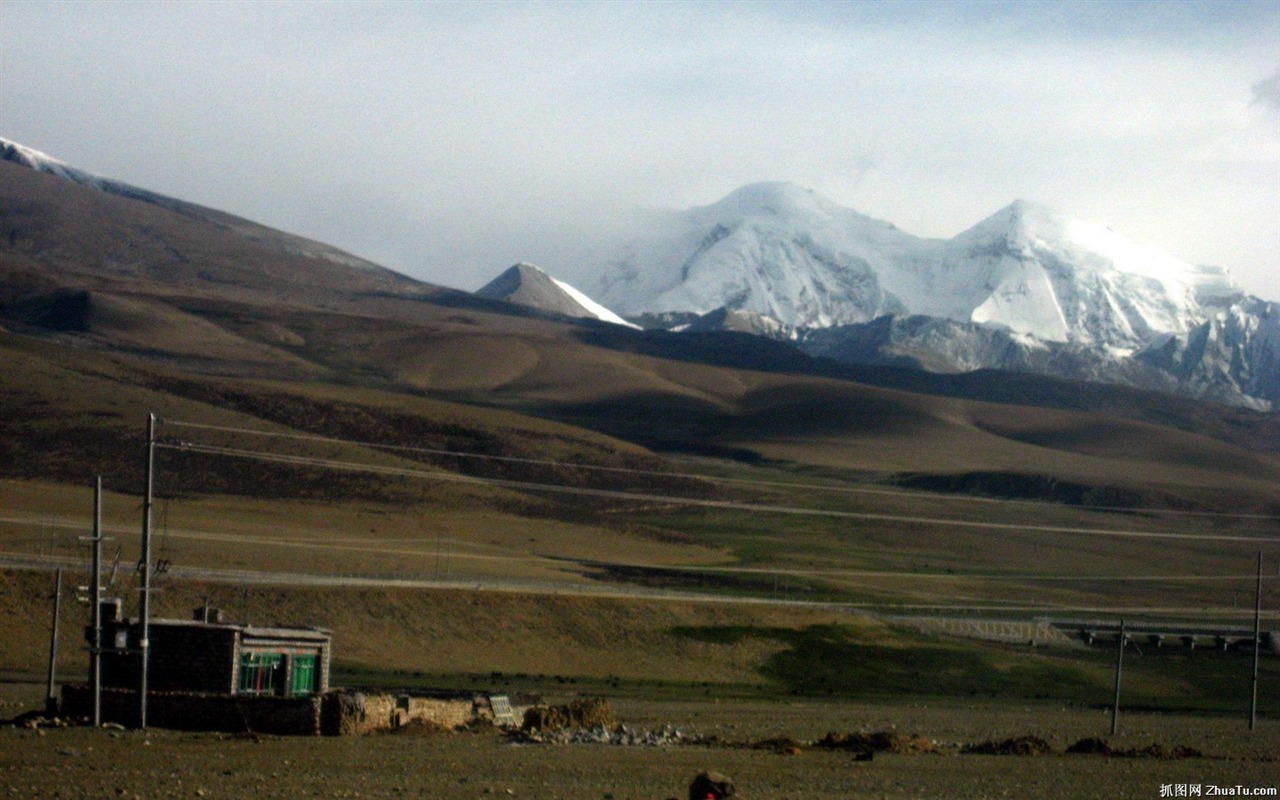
xmin=1066 ymin=738 xmax=1204 ymax=759
xmin=962 ymin=735 xmax=1053 ymax=756
xmin=1066 ymin=737 xmax=1111 ymax=755
xmin=386 ymin=718 xmax=448 ymax=736
xmin=750 ymin=736 xmax=804 ymax=755
xmin=815 ymin=730 xmax=938 ymax=755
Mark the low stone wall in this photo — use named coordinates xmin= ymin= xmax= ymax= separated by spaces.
xmin=320 ymin=690 xmax=485 ymax=736
xmin=62 ymin=685 xmax=323 ymax=735
xmin=62 ymin=685 xmax=528 ymax=736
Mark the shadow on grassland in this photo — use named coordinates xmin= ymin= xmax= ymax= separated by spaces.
xmin=670 ymin=624 xmax=1099 ymax=700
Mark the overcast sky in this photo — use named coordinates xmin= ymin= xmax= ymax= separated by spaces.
xmin=2 ymin=0 xmax=1277 ymax=299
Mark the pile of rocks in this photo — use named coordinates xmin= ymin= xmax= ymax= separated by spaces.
xmin=5 ymin=711 xmax=77 ymax=731
xmin=514 ymin=723 xmax=688 ymax=747
xmin=520 ymin=698 xmax=615 ymax=732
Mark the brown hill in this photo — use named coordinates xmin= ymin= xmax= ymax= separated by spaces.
xmin=1 ymin=154 xmax=1277 ymax=521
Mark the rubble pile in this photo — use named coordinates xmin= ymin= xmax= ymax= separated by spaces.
xmin=514 ymin=723 xmax=688 ymax=746
xmin=6 ymin=712 xmax=77 ymax=731
xmin=521 ymin=699 xmax=615 ymax=733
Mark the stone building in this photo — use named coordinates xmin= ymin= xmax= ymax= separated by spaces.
xmin=64 ymin=600 xmax=521 ymax=735
xmin=94 ymin=599 xmax=331 ymax=698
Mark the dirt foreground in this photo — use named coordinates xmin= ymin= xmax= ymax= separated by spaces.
xmin=3 ymin=698 xmax=1277 ymax=800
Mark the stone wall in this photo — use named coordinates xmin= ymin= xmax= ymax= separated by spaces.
xmin=320 ymin=690 xmax=484 ymax=736
xmin=149 ymin=625 xmax=237 ymax=694
xmin=62 ymin=685 xmax=323 ymax=735
xmin=62 ymin=686 xmax=529 ymax=736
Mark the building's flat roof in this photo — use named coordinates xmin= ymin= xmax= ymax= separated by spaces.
xmin=134 ymin=617 xmax=332 ymax=641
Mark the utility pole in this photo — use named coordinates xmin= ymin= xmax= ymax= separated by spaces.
xmin=138 ymin=413 xmax=156 ymax=730
xmin=89 ymin=478 xmax=104 ymax=726
xmin=45 ymin=569 xmax=62 ymax=717
xmin=1111 ymin=618 xmax=1125 ymax=736
xmin=1250 ymin=552 xmax=1262 ymax=731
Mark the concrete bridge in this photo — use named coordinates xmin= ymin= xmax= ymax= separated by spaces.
xmin=887 ymin=614 xmax=1278 ymax=655
xmin=1051 ymin=620 xmax=1278 ymax=654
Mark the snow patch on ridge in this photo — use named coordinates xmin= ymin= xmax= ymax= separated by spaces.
xmin=549 ymin=275 xmax=638 ymax=328
xmin=477 ymin=262 xmax=638 ymax=328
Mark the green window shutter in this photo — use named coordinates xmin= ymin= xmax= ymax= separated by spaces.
xmin=290 ymin=654 xmax=317 ymax=696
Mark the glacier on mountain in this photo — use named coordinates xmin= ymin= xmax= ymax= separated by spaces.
xmin=594 ymin=183 xmax=929 ymax=329
xmin=581 ymin=182 xmax=1277 ymax=410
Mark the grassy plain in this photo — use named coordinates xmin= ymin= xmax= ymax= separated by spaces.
xmin=1 ymin=694 xmax=1277 ymax=800
xmin=3 ymin=159 xmax=1280 ymax=797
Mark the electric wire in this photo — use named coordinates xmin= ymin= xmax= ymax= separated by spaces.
xmin=45 ymin=415 xmax=1262 ymax=621
xmin=154 ymin=440 xmax=1280 ymax=544
xmin=157 ymin=418 xmax=1280 ymax=521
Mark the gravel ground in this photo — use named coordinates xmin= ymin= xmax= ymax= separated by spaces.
xmin=3 ymin=699 xmax=1277 ymax=799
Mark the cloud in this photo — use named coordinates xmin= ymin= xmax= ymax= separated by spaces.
xmin=1251 ymin=67 xmax=1280 ymax=111
xmin=3 ymin=1 xmax=1277 ymax=300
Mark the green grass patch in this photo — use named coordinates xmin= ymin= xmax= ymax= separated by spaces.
xmin=672 ymin=624 xmax=1100 ymax=700
xmin=330 ymin=665 xmax=774 ymax=703
xmin=669 ymin=623 xmax=1280 ymax=714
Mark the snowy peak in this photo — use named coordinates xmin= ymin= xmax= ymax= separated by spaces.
xmin=477 ymin=263 xmax=636 ymax=327
xmin=581 ymin=183 xmax=1272 ymax=408
xmin=697 ymin=182 xmax=843 ymax=221
xmin=953 ymin=198 xmax=1241 ymax=301
xmin=1 ymin=137 xmax=152 ymax=200
xmin=593 ymin=183 xmax=928 ymax=328
xmin=1 ymin=138 xmax=86 ymax=183
xmin=941 ymin=200 xmax=1241 ymax=348
xmin=591 ymin=183 xmax=1243 ymax=344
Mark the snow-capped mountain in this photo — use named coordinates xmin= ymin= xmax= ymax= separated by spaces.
xmin=584 ymin=182 xmax=1277 ymax=409
xmin=1136 ymin=296 xmax=1280 ymax=408
xmin=476 ymin=263 xmax=636 ymax=327
xmin=594 ymin=183 xmax=928 ymax=328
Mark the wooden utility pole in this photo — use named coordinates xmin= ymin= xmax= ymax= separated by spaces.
xmin=90 ymin=477 xmax=103 ymax=727
xmin=78 ymin=477 xmax=110 ymax=726
xmin=45 ymin=569 xmax=62 ymax=716
xmin=1111 ymin=618 xmax=1125 ymax=736
xmin=138 ymin=413 xmax=155 ymax=730
xmin=1250 ymin=552 xmax=1262 ymax=731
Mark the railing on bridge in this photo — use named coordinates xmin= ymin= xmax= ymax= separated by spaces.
xmin=1053 ymin=619 xmax=1277 ymax=654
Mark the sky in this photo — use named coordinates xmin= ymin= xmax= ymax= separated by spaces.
xmin=2 ymin=0 xmax=1278 ymax=300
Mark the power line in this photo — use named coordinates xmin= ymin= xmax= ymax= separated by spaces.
xmin=158 ymin=418 xmax=1280 ymax=521
xmin=156 ymin=440 xmax=1280 ymax=545
xmin=1 ymin=530 xmax=1273 ymax=586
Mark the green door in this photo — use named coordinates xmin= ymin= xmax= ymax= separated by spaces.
xmin=290 ymin=654 xmax=317 ymax=696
